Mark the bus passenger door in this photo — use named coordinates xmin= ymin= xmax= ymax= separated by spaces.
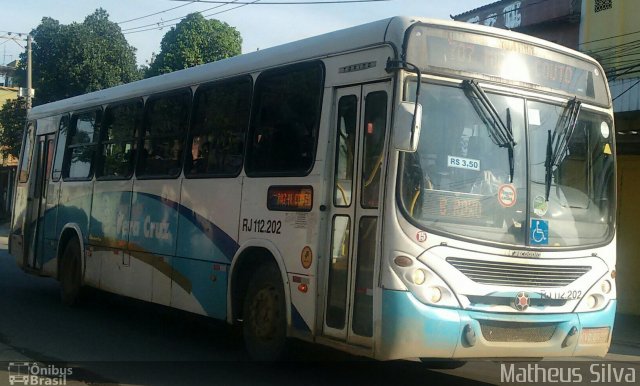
xmin=24 ymin=134 xmax=55 ymax=270
xmin=323 ymin=83 xmax=390 ymax=347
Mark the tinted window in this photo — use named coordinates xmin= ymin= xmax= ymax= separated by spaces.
xmin=52 ymin=116 xmax=69 ymax=181
xmin=186 ymin=77 xmax=251 ymax=177
xmin=333 ymin=95 xmax=357 ymax=207
xmin=137 ymin=90 xmax=191 ymax=178
xmin=98 ymin=100 xmax=142 ymax=179
xmin=246 ymin=61 xmax=324 ymax=176
xmin=18 ymin=122 xmax=35 ymax=183
xmin=361 ymin=91 xmax=387 ymax=209
xmin=65 ymin=109 xmax=101 ymax=180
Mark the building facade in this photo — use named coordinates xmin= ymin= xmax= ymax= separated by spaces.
xmin=0 ymin=86 xmax=18 ymax=221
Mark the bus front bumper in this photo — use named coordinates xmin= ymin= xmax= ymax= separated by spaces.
xmin=378 ymin=290 xmax=616 ymax=360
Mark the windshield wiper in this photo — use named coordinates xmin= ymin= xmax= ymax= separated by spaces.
xmin=544 ymin=97 xmax=582 ymax=201
xmin=463 ymin=80 xmax=516 ymax=183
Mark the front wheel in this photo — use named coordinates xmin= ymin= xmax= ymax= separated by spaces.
xmin=59 ymin=238 xmax=83 ymax=307
xmin=242 ymin=263 xmax=287 ymax=361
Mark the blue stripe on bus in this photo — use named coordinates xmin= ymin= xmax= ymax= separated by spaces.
xmin=176 ymin=203 xmax=239 ymax=261
xmin=45 ymin=191 xmax=240 ymax=262
xmin=135 ymin=192 xmax=239 ymax=260
xmin=291 ymin=304 xmax=311 ymax=333
xmin=41 ymin=191 xmax=240 ymax=318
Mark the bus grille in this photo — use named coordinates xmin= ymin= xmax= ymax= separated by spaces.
xmin=479 ymin=320 xmax=557 ymax=342
xmin=446 ymin=257 xmax=591 ymax=288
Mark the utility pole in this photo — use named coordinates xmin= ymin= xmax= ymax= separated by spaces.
xmin=26 ymin=34 xmax=32 ymax=110
xmin=6 ymin=32 xmax=34 ymax=109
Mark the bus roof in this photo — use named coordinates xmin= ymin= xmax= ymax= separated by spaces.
xmin=28 ymin=16 xmax=601 ymax=120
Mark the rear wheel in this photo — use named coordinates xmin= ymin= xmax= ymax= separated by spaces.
xmin=242 ymin=263 xmax=287 ymax=361
xmin=59 ymin=238 xmax=83 ymax=306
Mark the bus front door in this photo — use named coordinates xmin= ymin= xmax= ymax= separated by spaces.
xmin=23 ymin=134 xmax=55 ymax=271
xmin=323 ymin=83 xmax=390 ymax=347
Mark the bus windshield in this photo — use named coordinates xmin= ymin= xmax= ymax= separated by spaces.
xmin=399 ymin=81 xmax=615 ymax=247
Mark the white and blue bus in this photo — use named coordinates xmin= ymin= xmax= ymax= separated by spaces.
xmin=10 ymin=17 xmax=616 ymax=361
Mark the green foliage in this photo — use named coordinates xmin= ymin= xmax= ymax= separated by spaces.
xmin=0 ymin=98 xmax=27 ymax=159
xmin=145 ymin=13 xmax=241 ymax=78
xmin=15 ymin=8 xmax=140 ymax=105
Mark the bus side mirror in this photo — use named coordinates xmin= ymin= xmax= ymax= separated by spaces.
xmin=393 ymin=101 xmax=422 ymax=152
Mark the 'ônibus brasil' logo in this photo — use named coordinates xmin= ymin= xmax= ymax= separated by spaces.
xmin=514 ymin=291 xmax=530 ymax=311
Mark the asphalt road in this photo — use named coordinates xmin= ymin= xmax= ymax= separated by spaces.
xmin=0 ymin=247 xmax=496 ymax=386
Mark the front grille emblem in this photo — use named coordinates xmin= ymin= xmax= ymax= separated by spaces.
xmin=514 ymin=291 xmax=530 ymax=311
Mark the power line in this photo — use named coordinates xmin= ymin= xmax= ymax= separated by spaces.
xmin=124 ymin=0 xmax=261 ymax=34
xmin=124 ymin=0 xmax=386 ymax=35
xmin=0 ymin=30 xmax=28 ymax=36
xmin=579 ymin=28 xmax=640 ymax=47
xmin=583 ymin=39 xmax=640 ymax=58
xmin=122 ymin=1 xmax=244 ymax=33
xmin=585 ymin=40 xmax=640 ymax=56
xmin=0 ymin=35 xmax=26 ymax=50
xmin=171 ymin=0 xmax=389 ymax=4
xmin=118 ymin=1 xmax=198 ymax=24
xmin=612 ymin=79 xmax=640 ymax=102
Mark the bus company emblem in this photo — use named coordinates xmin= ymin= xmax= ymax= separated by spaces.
xmin=514 ymin=291 xmax=530 ymax=311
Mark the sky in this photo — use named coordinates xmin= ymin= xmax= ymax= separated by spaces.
xmin=2 ymin=0 xmax=491 ymax=67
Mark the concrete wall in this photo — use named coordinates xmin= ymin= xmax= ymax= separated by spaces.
xmin=0 ymin=87 xmax=18 ymax=106
xmin=581 ymin=0 xmax=640 ymax=79
xmin=616 ymin=155 xmax=640 ymax=315
xmin=453 ymin=0 xmax=581 ymax=49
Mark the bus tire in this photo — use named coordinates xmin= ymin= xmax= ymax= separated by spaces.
xmin=242 ymin=263 xmax=287 ymax=361
xmin=59 ymin=238 xmax=83 ymax=307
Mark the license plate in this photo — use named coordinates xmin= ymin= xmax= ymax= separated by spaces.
xmin=579 ymin=327 xmax=610 ymax=344
xmin=541 ymin=289 xmax=582 ymax=300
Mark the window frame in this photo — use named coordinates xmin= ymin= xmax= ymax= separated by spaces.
xmin=52 ymin=114 xmax=69 ymax=182
xmin=135 ymin=88 xmax=193 ymax=180
xmin=185 ymin=75 xmax=253 ymax=179
xmin=63 ymin=108 xmax=102 ymax=181
xmin=96 ymin=98 xmax=144 ymax=181
xmin=18 ymin=121 xmax=35 ymax=184
xmin=245 ymin=60 xmax=325 ymax=177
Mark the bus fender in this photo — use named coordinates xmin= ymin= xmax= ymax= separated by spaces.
xmin=227 ymin=239 xmax=291 ymax=328
xmin=56 ymin=224 xmax=86 ymax=281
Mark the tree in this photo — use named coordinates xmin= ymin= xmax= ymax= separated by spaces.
xmin=15 ymin=9 xmax=140 ymax=105
xmin=145 ymin=13 xmax=241 ymax=78
xmin=0 ymin=98 xmax=27 ymax=159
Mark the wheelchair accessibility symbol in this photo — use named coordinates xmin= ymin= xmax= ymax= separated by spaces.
xmin=530 ymin=219 xmax=549 ymax=245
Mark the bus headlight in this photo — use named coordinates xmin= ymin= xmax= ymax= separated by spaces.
xmin=586 ymin=295 xmax=598 ymax=309
xmin=392 ymin=253 xmax=460 ymax=308
xmin=426 ymin=286 xmax=442 ymax=303
xmin=574 ymin=273 xmax=615 ymax=313
xmin=601 ymin=280 xmax=612 ymax=294
xmin=412 ymin=269 xmax=427 ymax=285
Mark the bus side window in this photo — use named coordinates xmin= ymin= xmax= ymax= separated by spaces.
xmin=65 ymin=109 xmax=101 ymax=180
xmin=333 ymin=95 xmax=357 ymax=207
xmin=137 ymin=89 xmax=191 ymax=178
xmin=18 ymin=122 xmax=35 ymax=183
xmin=98 ymin=100 xmax=142 ymax=179
xmin=246 ymin=61 xmax=324 ymax=176
xmin=186 ymin=76 xmax=251 ymax=178
xmin=361 ymin=91 xmax=387 ymax=209
xmin=52 ymin=116 xmax=69 ymax=182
